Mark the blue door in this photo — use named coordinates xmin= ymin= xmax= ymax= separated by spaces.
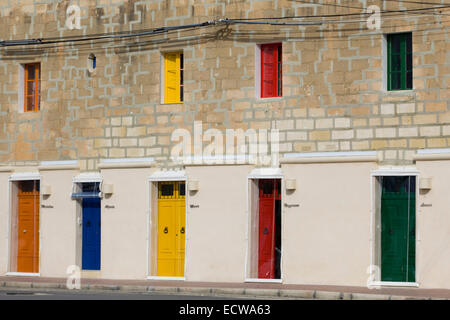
xmin=82 ymin=198 xmax=101 ymax=270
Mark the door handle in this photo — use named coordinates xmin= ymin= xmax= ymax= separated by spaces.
xmin=23 ymin=229 xmax=27 ymax=233
xmin=163 ymin=227 xmax=168 ymax=234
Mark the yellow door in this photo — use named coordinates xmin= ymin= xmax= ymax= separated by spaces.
xmin=157 ymin=181 xmax=185 ymax=277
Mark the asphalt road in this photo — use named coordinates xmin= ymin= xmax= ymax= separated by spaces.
xmin=0 ymin=288 xmax=244 ymax=300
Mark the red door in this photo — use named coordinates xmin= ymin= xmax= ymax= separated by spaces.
xmin=258 ymin=179 xmax=281 ymax=279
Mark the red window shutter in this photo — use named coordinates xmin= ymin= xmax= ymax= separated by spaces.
xmin=261 ymin=44 xmax=281 ymax=98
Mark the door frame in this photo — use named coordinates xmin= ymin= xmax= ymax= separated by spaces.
xmin=147 ymin=173 xmax=188 ymax=280
xmin=81 ymin=197 xmax=102 ymax=271
xmin=72 ymin=173 xmax=103 ymax=274
xmin=245 ymin=168 xmax=284 ymax=283
xmin=6 ymin=173 xmax=42 ymax=276
xmin=369 ymin=168 xmax=420 ymax=287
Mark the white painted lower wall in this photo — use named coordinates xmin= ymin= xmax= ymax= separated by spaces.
xmin=185 ymin=165 xmax=252 ymax=282
xmin=39 ymin=169 xmax=78 ymax=278
xmin=281 ymin=161 xmax=377 ymax=286
xmin=99 ymin=167 xmax=154 ymax=280
xmin=0 ymin=161 xmax=449 ymax=290
xmin=415 ymin=160 xmax=450 ymax=289
xmin=0 ymin=171 xmax=11 ymax=275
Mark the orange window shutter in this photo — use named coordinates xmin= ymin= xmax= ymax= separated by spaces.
xmin=24 ymin=63 xmax=40 ymax=112
xmin=36 ymin=64 xmax=40 ymax=111
xmin=24 ymin=67 xmax=27 ymax=112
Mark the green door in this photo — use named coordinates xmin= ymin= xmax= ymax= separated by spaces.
xmin=381 ymin=176 xmax=416 ymax=282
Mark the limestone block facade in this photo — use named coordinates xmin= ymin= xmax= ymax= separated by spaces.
xmin=0 ymin=1 xmax=449 ymax=290
xmin=0 ymin=0 xmax=447 ymax=168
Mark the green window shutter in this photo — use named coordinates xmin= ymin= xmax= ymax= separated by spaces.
xmin=387 ymin=33 xmax=413 ymax=91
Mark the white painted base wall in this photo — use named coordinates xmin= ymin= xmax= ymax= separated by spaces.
xmin=1 ymin=161 xmax=449 ymax=289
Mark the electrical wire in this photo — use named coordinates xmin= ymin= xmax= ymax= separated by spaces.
xmin=240 ymin=10 xmax=449 ymax=26
xmin=230 ymin=3 xmax=450 ymax=20
xmin=0 ymin=18 xmax=322 ymax=47
xmin=221 ymin=18 xmax=322 ymax=25
xmin=0 ymin=20 xmax=219 ymax=47
xmin=2 ymin=17 xmax=447 ymax=59
xmin=288 ymin=0 xmax=450 ymax=17
xmin=1 ymin=3 xmax=449 ymax=47
xmin=384 ymin=0 xmax=448 ymax=6
xmin=291 ymin=0 xmax=448 ymax=10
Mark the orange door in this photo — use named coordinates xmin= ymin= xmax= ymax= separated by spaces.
xmin=17 ymin=181 xmax=40 ymax=273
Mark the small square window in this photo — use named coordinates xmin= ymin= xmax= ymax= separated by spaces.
xmin=160 ymin=183 xmax=174 ymax=196
xmin=82 ymin=182 xmax=101 ymax=193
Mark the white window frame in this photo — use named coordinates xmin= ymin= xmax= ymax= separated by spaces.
xmin=71 ymin=173 xmax=103 ymax=272
xmin=382 ymin=32 xmax=414 ymax=93
xmin=18 ymin=64 xmax=25 ymax=114
xmin=18 ymin=62 xmax=42 ymax=113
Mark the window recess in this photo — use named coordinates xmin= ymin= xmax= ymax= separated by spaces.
xmin=387 ymin=33 xmax=412 ymax=91
xmin=164 ymin=52 xmax=184 ymax=103
xmin=24 ymin=63 xmax=41 ymax=112
xmin=260 ymin=43 xmax=282 ymax=98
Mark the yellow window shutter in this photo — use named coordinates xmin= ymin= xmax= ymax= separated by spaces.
xmin=165 ymin=53 xmax=181 ymax=103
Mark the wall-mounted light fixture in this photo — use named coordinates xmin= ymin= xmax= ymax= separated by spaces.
xmin=88 ymin=53 xmax=97 ymax=73
xmin=188 ymin=180 xmax=199 ymax=192
xmin=285 ymin=179 xmax=296 ymax=191
xmin=41 ymin=185 xmax=52 ymax=196
xmin=102 ymin=183 xmax=114 ymax=195
xmin=420 ymin=177 xmax=432 ymax=191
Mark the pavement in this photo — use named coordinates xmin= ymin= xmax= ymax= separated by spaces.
xmin=0 ymin=276 xmax=449 ymax=300
xmin=0 ymin=288 xmax=241 ymax=300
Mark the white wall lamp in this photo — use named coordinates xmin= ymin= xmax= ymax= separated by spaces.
xmin=102 ymin=183 xmax=114 ymax=195
xmin=420 ymin=177 xmax=432 ymax=191
xmin=88 ymin=53 xmax=97 ymax=74
xmin=41 ymin=185 xmax=52 ymax=196
xmin=285 ymin=179 xmax=296 ymax=191
xmin=188 ymin=180 xmax=199 ymax=192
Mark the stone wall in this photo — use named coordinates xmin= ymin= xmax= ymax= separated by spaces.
xmin=0 ymin=0 xmax=448 ymax=170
